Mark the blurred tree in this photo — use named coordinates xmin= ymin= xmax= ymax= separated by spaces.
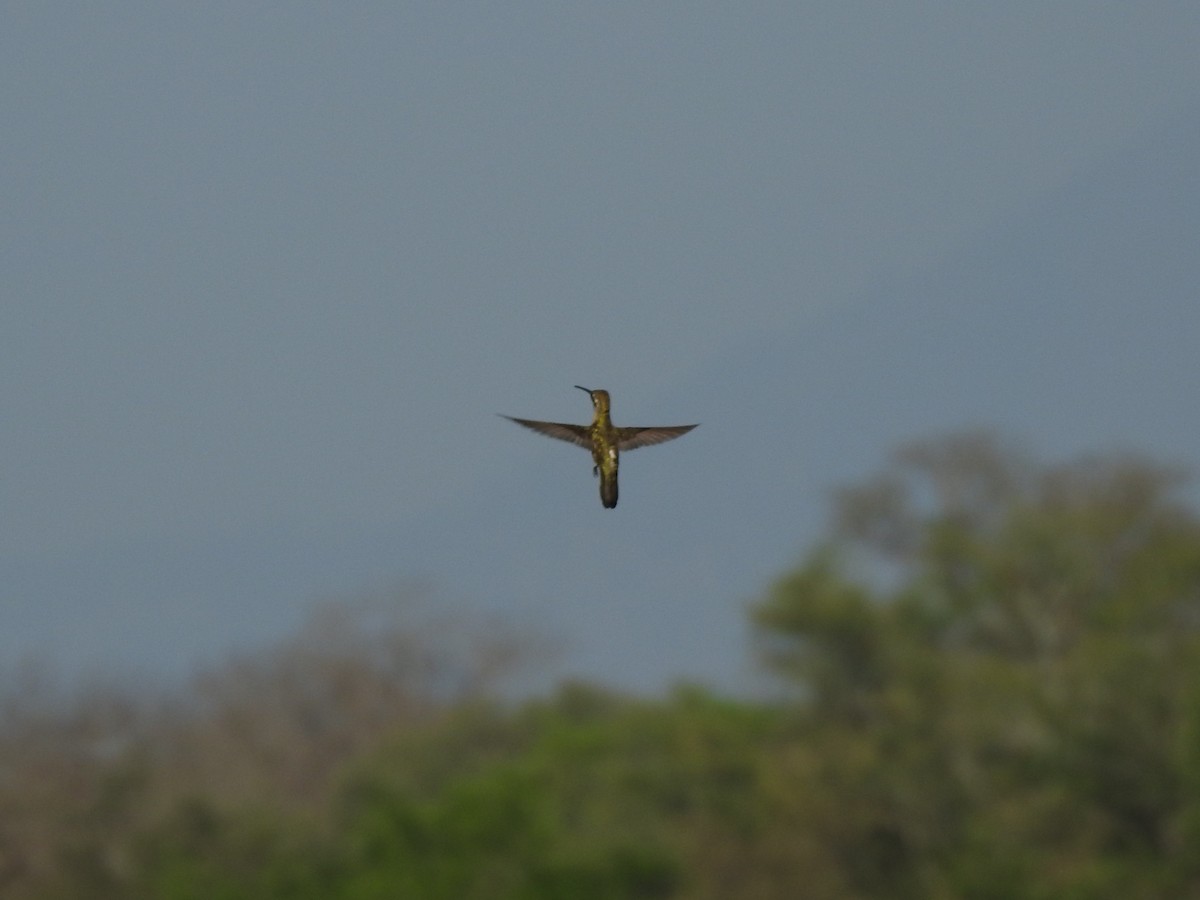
xmin=754 ymin=431 xmax=1200 ymax=896
xmin=165 ymin=596 xmax=528 ymax=812
xmin=316 ymin=684 xmax=776 ymax=900
xmin=6 ymin=434 xmax=1200 ymax=899
xmin=0 ymin=593 xmax=530 ymax=900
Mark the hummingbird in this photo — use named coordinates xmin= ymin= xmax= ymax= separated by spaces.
xmin=502 ymin=386 xmax=698 ymax=509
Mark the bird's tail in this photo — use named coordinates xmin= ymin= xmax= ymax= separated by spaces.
xmin=600 ymin=472 xmax=618 ymax=509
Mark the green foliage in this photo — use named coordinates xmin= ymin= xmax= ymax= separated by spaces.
xmin=753 ymin=433 xmax=1200 ymax=896
xmin=8 ymin=433 xmax=1200 ymax=898
xmin=116 ymin=686 xmax=771 ymax=899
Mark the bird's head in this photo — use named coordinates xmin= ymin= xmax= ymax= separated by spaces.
xmin=575 ymin=385 xmax=610 ymax=414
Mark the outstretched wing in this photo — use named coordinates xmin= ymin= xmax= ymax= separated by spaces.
xmin=501 ymin=415 xmax=592 ymax=449
xmin=615 ymin=424 xmax=698 ymax=451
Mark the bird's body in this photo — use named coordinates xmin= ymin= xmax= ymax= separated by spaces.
xmin=502 ymin=386 xmax=698 ymax=508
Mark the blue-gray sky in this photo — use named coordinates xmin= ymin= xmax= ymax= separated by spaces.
xmin=5 ymin=5 xmax=1199 ymax=692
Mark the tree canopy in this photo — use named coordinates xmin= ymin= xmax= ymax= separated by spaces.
xmin=4 ymin=432 xmax=1199 ymax=898
xmin=754 ymin=432 xmax=1200 ymax=896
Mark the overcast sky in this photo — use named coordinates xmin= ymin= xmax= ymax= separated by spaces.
xmin=5 ymin=5 xmax=1199 ymax=691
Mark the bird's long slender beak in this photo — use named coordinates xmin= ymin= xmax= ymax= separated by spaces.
xmin=574 ymin=385 xmax=592 ymax=395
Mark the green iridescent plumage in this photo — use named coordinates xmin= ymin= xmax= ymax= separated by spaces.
xmin=502 ymin=386 xmax=698 ymax=508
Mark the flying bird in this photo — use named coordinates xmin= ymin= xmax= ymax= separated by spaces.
xmin=502 ymin=386 xmax=698 ymax=508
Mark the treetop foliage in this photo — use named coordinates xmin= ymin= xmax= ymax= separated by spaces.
xmin=3 ymin=432 xmax=1199 ymax=898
